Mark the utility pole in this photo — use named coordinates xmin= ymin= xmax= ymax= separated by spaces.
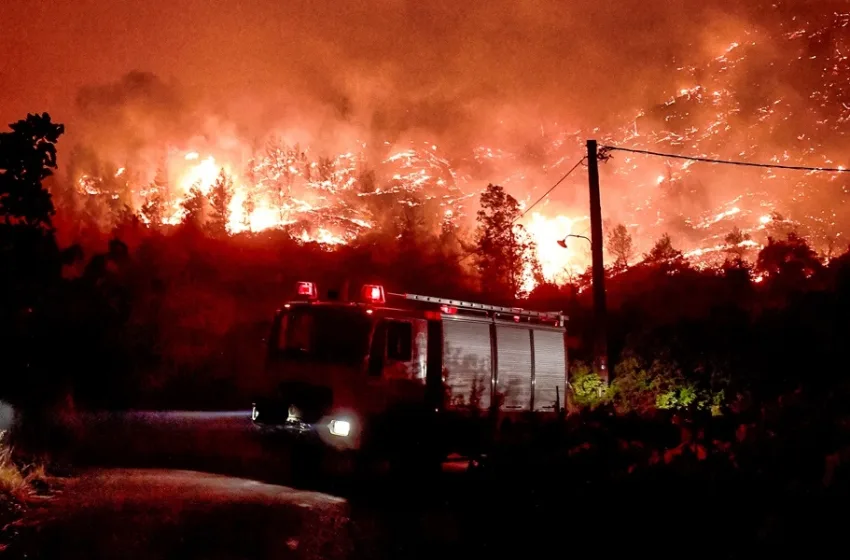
xmin=587 ymin=140 xmax=610 ymax=383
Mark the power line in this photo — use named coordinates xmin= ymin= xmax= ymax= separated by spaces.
xmin=601 ymin=145 xmax=850 ymax=174
xmin=514 ymin=157 xmax=587 ymax=224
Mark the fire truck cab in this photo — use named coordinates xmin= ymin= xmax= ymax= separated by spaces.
xmin=251 ymin=282 xmax=568 ymax=469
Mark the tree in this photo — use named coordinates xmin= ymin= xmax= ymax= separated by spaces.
xmin=475 ymin=184 xmax=542 ymax=301
xmin=140 ymin=190 xmax=164 ymax=226
xmin=606 ymin=223 xmax=633 ymax=269
xmin=755 ymin=232 xmax=822 ymax=291
xmin=644 ymin=233 xmax=683 ymax=265
xmin=258 ymin=139 xmax=308 ymax=222
xmin=207 ymin=169 xmax=233 ymax=237
xmin=0 ymin=113 xmax=69 ymax=407
xmin=0 ymin=113 xmax=64 ymax=228
xmin=181 ymin=183 xmax=205 ymax=228
xmin=241 ymin=192 xmax=255 ymax=231
xmin=724 ymin=226 xmax=751 ymax=265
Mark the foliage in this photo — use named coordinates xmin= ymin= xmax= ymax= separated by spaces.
xmin=0 ymin=113 xmax=63 ymax=228
xmin=180 ymin=184 xmax=205 ymax=228
xmin=756 ymin=232 xmax=822 ymax=287
xmin=140 ymin=191 xmax=164 ymax=227
xmin=475 ymin=184 xmax=542 ymax=301
xmin=207 ymin=169 xmax=233 ymax=237
xmin=5 ymin=110 xmax=850 ymax=416
xmin=606 ymin=223 xmax=633 ymax=269
xmin=608 ymin=357 xmax=726 ymax=415
xmin=568 ymin=361 xmax=612 ymax=408
xmin=643 ymin=232 xmax=683 ymax=265
xmin=724 ymin=226 xmax=751 ymax=260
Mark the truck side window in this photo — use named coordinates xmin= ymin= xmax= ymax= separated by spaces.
xmin=386 ymin=320 xmax=413 ymax=361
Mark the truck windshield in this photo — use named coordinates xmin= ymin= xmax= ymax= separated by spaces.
xmin=276 ymin=307 xmax=372 ymax=365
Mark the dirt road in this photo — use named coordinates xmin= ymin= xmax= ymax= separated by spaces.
xmin=6 ymin=412 xmax=472 ymax=560
xmin=8 ymin=468 xmax=352 ymax=560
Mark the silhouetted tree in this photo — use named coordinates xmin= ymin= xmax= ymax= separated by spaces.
xmin=644 ymin=233 xmax=683 ymax=265
xmin=606 ymin=223 xmax=634 ymax=269
xmin=0 ymin=113 xmax=63 ymax=227
xmin=181 ymin=183 xmax=205 ymax=228
xmin=756 ymin=233 xmax=823 ymax=296
xmin=207 ymin=169 xmax=233 ymax=237
xmin=0 ymin=113 xmax=69 ymax=408
xmin=475 ymin=184 xmax=542 ymax=301
xmin=723 ymin=226 xmax=752 ymax=266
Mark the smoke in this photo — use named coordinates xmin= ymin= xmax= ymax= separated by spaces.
xmin=14 ymin=0 xmax=764 ymax=150
xmin=3 ymin=0 xmax=847 ymax=267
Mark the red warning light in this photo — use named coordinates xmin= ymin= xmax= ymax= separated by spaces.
xmin=440 ymin=305 xmax=457 ymax=314
xmin=513 ymin=315 xmax=521 ymax=323
xmin=296 ymin=281 xmax=318 ymax=299
xmin=361 ymin=284 xmax=386 ymax=304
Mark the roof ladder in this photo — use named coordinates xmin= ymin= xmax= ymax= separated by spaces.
xmin=388 ymin=292 xmax=566 ymax=322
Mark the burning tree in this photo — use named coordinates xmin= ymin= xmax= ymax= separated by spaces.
xmin=475 ymin=184 xmax=542 ymax=301
xmin=256 ymin=140 xmax=309 ymax=223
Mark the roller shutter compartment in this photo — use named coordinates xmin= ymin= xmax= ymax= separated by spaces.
xmin=496 ymin=325 xmax=532 ymax=411
xmin=442 ymin=319 xmax=492 ymax=411
xmin=533 ymin=329 xmax=566 ymax=412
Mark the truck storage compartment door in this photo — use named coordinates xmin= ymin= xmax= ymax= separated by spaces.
xmin=532 ymin=328 xmax=566 ymax=411
xmin=442 ymin=319 xmax=492 ymax=411
xmin=496 ymin=325 xmax=533 ymax=411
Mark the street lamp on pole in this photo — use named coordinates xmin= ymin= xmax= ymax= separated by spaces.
xmin=556 ymin=229 xmax=610 ymax=384
xmin=556 ymin=234 xmax=591 ymax=249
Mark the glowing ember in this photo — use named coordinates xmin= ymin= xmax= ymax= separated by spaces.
xmin=67 ymin=7 xmax=850 ymax=285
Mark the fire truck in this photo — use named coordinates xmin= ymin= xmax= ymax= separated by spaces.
xmin=251 ymin=281 xmax=568 ymax=471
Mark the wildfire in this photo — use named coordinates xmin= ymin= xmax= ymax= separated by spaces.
xmin=70 ymin=8 xmax=849 ymax=291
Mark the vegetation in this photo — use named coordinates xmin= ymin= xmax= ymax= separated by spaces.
xmin=1 ymin=112 xmax=849 ymax=417
xmin=4 ymin=111 xmax=850 ymax=555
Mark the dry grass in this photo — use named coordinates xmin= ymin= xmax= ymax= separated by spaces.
xmin=0 ymin=431 xmax=48 ymax=503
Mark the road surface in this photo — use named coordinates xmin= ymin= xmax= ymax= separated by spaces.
xmin=6 ymin=411 xmax=474 ymax=560
xmin=8 ymin=469 xmax=352 ymax=560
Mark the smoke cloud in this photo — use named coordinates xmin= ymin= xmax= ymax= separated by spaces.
xmin=2 ymin=0 xmax=847 ymax=268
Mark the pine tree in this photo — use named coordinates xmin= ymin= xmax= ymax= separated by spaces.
xmin=475 ymin=184 xmax=542 ymax=301
xmin=606 ymin=223 xmax=634 ymax=269
xmin=181 ymin=183 xmax=205 ymax=229
xmin=207 ymin=169 xmax=233 ymax=237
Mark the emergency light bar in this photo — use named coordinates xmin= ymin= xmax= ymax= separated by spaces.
xmin=361 ymin=284 xmax=386 ymax=304
xmin=295 ymin=281 xmax=318 ymax=300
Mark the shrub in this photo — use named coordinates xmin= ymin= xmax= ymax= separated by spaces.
xmin=0 ymin=431 xmax=49 ymax=503
xmin=581 ymin=357 xmax=729 ymax=416
xmin=0 ymin=433 xmax=29 ymax=501
xmin=568 ymin=361 xmax=613 ymax=409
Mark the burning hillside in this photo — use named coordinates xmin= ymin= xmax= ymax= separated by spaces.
xmin=61 ymin=5 xmax=849 ymax=284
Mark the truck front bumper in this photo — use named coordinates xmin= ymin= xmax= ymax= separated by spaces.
xmin=251 ymin=403 xmax=361 ymax=451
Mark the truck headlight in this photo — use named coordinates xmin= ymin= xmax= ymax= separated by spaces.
xmin=328 ymin=419 xmax=351 ymax=437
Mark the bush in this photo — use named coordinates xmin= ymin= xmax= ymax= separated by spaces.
xmin=570 ymin=357 xmax=728 ymax=416
xmin=612 ymin=357 xmax=727 ymax=416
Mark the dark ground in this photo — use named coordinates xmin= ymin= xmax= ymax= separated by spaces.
xmin=5 ymin=410 xmax=850 ymax=559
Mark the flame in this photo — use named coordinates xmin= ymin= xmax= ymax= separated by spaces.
xmin=524 ymin=213 xmax=587 ymax=282
xmin=70 ymin=10 xmax=849 ymax=286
